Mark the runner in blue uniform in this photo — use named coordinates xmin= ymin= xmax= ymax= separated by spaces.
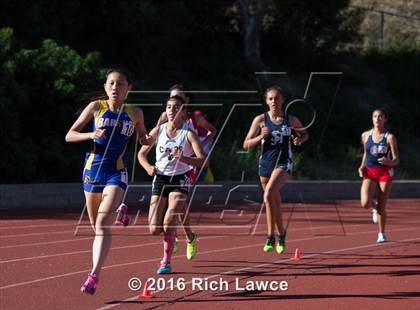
xmin=243 ymin=86 xmax=309 ymax=253
xmin=65 ymin=68 xmax=153 ymax=294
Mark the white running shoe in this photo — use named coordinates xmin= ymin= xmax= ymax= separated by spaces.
xmin=371 ymin=208 xmax=378 ymax=224
xmin=377 ymin=233 xmax=387 ymax=243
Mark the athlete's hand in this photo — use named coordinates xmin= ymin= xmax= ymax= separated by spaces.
xmin=172 ymin=148 xmax=184 ymax=162
xmin=146 ymin=165 xmax=156 ymax=176
xmin=292 ymin=134 xmax=303 ymax=146
xmin=377 ymin=157 xmax=388 ymax=166
xmin=139 ymin=134 xmax=154 ymax=145
xmin=358 ymin=166 xmax=365 ymax=178
xmin=260 ymin=125 xmax=270 ymax=140
xmin=91 ymin=129 xmax=106 ymax=140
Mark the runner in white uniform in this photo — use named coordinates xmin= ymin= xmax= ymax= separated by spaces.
xmin=138 ymin=95 xmax=206 ymax=274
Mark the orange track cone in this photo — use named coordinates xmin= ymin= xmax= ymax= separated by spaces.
xmin=291 ymin=248 xmax=301 ymax=260
xmin=139 ymin=280 xmax=152 ymax=299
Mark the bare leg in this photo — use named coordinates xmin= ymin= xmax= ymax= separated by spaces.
xmin=181 ymin=201 xmax=195 ymax=241
xmin=360 ymin=179 xmax=377 ymax=209
xmin=260 ymin=177 xmax=274 ymax=236
xmin=274 ymin=190 xmax=285 ymax=235
xmin=160 ymin=192 xmax=187 ymax=265
xmin=164 ymin=192 xmax=187 ymax=234
xmin=270 ymin=169 xmax=289 ymax=235
xmin=84 ymin=191 xmax=102 ymax=232
xmin=91 ymin=186 xmax=124 ymax=279
xmin=262 ymin=170 xmax=289 ymax=235
xmin=377 ymin=182 xmax=393 ymax=234
xmin=148 ymin=195 xmax=168 ymax=235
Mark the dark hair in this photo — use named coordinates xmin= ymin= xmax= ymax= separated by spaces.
xmin=370 ymin=107 xmax=389 ymax=130
xmin=167 ymin=95 xmax=186 ymax=106
xmin=264 ymin=85 xmax=285 ymax=99
xmin=169 ymin=84 xmax=185 ymax=92
xmin=372 ymin=108 xmax=388 ymax=119
xmin=105 ymin=67 xmax=132 ymax=85
xmin=169 ymin=83 xmax=194 ymax=101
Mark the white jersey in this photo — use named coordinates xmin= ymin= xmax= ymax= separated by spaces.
xmin=155 ymin=122 xmax=194 ymax=176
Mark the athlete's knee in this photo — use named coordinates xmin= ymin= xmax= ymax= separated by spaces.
xmin=163 ymin=220 xmax=177 ymax=234
xmin=378 ymin=210 xmax=386 ymax=217
xmin=360 ymin=199 xmax=371 ymax=209
xmin=95 ymin=223 xmax=110 ymax=236
xmin=360 ymin=202 xmax=369 ymax=209
xmin=263 ymin=190 xmax=275 ymax=205
xmin=376 ymin=204 xmax=386 ymax=215
xmin=163 ymin=225 xmax=173 ymax=234
xmin=95 ymin=213 xmax=111 ymax=229
xmin=149 ymin=225 xmax=162 ymax=236
xmin=263 ymin=198 xmax=273 ymax=208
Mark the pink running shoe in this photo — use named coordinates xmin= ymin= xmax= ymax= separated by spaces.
xmin=115 ymin=203 xmax=130 ymax=226
xmin=80 ymin=273 xmax=97 ymax=295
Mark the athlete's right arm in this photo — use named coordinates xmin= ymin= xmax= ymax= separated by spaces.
xmin=243 ymin=115 xmax=268 ymax=151
xmin=138 ymin=126 xmax=159 ymax=176
xmin=358 ymin=131 xmax=367 ymax=178
xmin=65 ymin=101 xmax=103 ymax=143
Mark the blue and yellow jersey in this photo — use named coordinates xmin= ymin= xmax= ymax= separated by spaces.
xmin=84 ymin=100 xmax=136 ymax=171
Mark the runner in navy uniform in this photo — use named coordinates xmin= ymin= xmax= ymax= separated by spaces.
xmin=243 ymin=86 xmax=309 ymax=253
xmin=359 ymin=108 xmax=399 ymax=243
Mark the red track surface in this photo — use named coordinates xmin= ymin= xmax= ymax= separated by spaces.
xmin=1 ymin=199 xmax=419 ymax=310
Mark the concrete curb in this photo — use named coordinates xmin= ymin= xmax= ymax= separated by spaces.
xmin=1 ymin=181 xmax=419 ymax=210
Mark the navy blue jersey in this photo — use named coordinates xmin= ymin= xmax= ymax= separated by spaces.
xmin=365 ymin=130 xmax=390 ymax=168
xmin=260 ymin=112 xmax=292 ymax=165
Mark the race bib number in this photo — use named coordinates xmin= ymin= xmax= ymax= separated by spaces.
xmin=121 ymin=170 xmax=128 ymax=184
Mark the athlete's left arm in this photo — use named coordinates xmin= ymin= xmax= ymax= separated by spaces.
xmin=379 ymin=134 xmax=399 ymax=167
xmin=289 ymin=115 xmax=309 ymax=146
xmin=175 ymin=131 xmax=208 ymax=167
xmin=134 ymin=108 xmax=154 ymax=145
xmin=195 ymin=114 xmax=217 ymax=146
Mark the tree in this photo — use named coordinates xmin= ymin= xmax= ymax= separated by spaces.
xmin=236 ymin=0 xmax=269 ymax=69
xmin=352 ymin=0 xmax=420 ymax=48
xmin=0 ymin=27 xmax=103 ymax=183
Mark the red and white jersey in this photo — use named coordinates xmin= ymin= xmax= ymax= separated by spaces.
xmin=187 ymin=111 xmax=212 ymax=155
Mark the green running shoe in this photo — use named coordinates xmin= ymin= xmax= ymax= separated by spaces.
xmin=186 ymin=232 xmax=198 ymax=260
xmin=263 ymin=235 xmax=275 ymax=252
xmin=276 ymin=229 xmax=287 ymax=254
xmin=172 ymin=236 xmax=179 ymax=254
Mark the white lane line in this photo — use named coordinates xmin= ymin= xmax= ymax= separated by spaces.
xmin=0 ymin=230 xmax=81 ymax=239
xmin=0 ymin=223 xmax=367 ymax=263
xmin=0 ymin=226 xmax=417 ymax=290
xmin=0 ymin=220 xmax=49 ymax=226
xmin=0 ymin=223 xmax=74 ymax=230
xmin=96 ymin=235 xmax=420 ymax=310
xmin=0 ymin=237 xmax=93 ymax=249
xmin=0 ymin=226 xmax=144 ymax=239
